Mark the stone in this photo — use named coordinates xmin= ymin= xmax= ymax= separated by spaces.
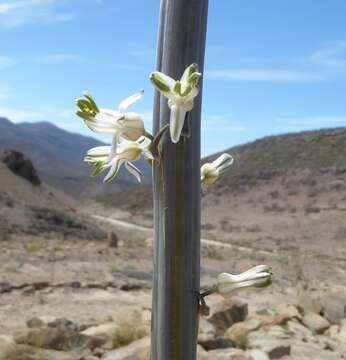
xmin=197 ymin=344 xmax=209 ymax=360
xmin=108 ymin=232 xmax=119 ymax=248
xmin=297 ymin=291 xmax=322 ymax=315
xmin=225 ymin=318 xmax=261 ymax=345
xmin=206 ymin=348 xmax=249 ymax=359
xmin=289 ymin=341 xmax=341 ymax=360
xmin=0 ymin=281 xmax=11 ymax=294
xmin=247 ymin=327 xmax=291 ymax=359
xmin=198 ymin=317 xmax=216 ymax=343
xmin=246 ymin=349 xmax=270 ymax=360
xmin=101 ymin=337 xmax=150 ymax=360
xmin=302 ymin=312 xmax=330 ymax=334
xmin=250 ymin=313 xmax=286 ymax=329
xmin=208 ymin=298 xmax=248 ymax=334
xmin=321 ymin=292 xmax=346 ymax=324
xmin=276 ymin=304 xmax=302 ymax=321
xmin=47 ymin=317 xmax=80 ymax=331
xmin=14 ymin=327 xmax=106 ymax=351
xmin=82 ymin=322 xmax=119 ymax=339
xmin=0 ymin=344 xmax=82 ymax=360
xmin=286 ymin=320 xmax=313 ymax=341
xmin=199 ymin=336 xmax=234 ymax=351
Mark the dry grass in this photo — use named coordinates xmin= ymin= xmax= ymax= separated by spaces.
xmin=112 ymin=310 xmax=149 ymax=349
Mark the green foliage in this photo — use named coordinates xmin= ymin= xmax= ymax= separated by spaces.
xmin=26 ymin=243 xmax=43 ymax=253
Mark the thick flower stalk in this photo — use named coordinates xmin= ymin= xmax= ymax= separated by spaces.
xmin=150 ymin=63 xmax=201 ymax=143
xmin=201 ymin=153 xmax=234 ymax=185
xmin=216 ymin=265 xmax=272 ymax=298
xmin=76 ymin=91 xmax=148 ymax=156
xmin=84 ymin=139 xmax=153 ymax=183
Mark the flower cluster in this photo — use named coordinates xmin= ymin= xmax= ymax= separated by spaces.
xmin=150 ymin=63 xmax=201 ymax=143
xmin=76 ymin=62 xmax=273 ymax=307
xmin=76 ymin=91 xmax=152 ymax=183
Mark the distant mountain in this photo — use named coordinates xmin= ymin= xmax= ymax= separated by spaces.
xmin=0 ymin=117 xmax=151 ymax=196
xmin=97 ymin=127 xmax=346 ymax=212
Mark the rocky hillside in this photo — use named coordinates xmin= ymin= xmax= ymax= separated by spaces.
xmin=97 ymin=127 xmax=346 ymax=211
xmin=0 ymin=117 xmax=150 ymax=196
xmin=0 ymin=149 xmax=105 ymax=240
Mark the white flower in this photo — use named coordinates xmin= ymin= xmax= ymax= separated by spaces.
xmin=76 ymin=90 xmax=145 ymax=148
xmin=201 ymin=153 xmax=234 ymax=185
xmin=84 ymin=139 xmax=153 ymax=183
xmin=216 ymin=265 xmax=272 ymax=298
xmin=150 ymin=64 xmax=201 ymax=143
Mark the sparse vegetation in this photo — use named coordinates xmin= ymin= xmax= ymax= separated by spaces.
xmin=112 ymin=311 xmax=149 ymax=349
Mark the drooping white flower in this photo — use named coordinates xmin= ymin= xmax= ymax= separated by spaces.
xmin=84 ymin=139 xmax=153 ymax=183
xmin=150 ymin=63 xmax=201 ymax=143
xmin=216 ymin=265 xmax=272 ymax=298
xmin=201 ymin=153 xmax=234 ymax=185
xmin=76 ymin=91 xmax=145 ymax=149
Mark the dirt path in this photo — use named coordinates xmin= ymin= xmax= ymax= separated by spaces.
xmin=92 ymin=214 xmax=272 ymax=256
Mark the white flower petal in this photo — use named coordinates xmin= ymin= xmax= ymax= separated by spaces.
xmin=213 ymin=153 xmax=234 ymax=173
xmin=103 ymin=159 xmax=124 ymax=183
xmin=125 ymin=161 xmax=142 ymax=183
xmin=118 ymin=90 xmax=144 ymax=113
xmin=107 ymin=134 xmax=119 ymax=163
xmin=87 ymin=146 xmax=111 ymax=157
xmin=169 ymin=105 xmax=186 ymax=143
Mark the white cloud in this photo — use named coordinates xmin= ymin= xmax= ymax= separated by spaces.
xmin=31 ymin=54 xmax=82 ymax=64
xmin=0 ymin=105 xmax=74 ymax=123
xmin=0 ymin=56 xmax=16 ymax=68
xmin=276 ymin=116 xmax=346 ymax=127
xmin=0 ymin=0 xmax=75 ymax=27
xmin=309 ymin=42 xmax=346 ymax=68
xmin=202 ymin=114 xmax=247 ymax=133
xmin=206 ymin=69 xmax=323 ymax=83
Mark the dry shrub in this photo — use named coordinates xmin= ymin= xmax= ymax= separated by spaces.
xmin=112 ymin=310 xmax=149 ymax=349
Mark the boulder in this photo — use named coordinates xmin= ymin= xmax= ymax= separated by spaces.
xmin=286 ymin=320 xmax=313 ymax=341
xmin=289 ymin=341 xmax=341 ymax=360
xmin=247 ymin=327 xmax=291 ymax=359
xmin=82 ymin=322 xmax=119 ymax=339
xmin=206 ymin=348 xmax=249 ymax=359
xmin=199 ymin=336 xmax=234 ymax=351
xmin=302 ymin=312 xmax=330 ymax=334
xmin=297 ymin=291 xmax=322 ymax=315
xmin=197 ymin=344 xmax=209 ymax=360
xmin=0 ymin=343 xmax=83 ymax=360
xmin=14 ymin=327 xmax=106 ymax=351
xmin=0 ymin=149 xmax=41 ymax=186
xmin=198 ymin=317 xmax=216 ymax=343
xmin=321 ymin=292 xmax=346 ymax=324
xmin=276 ymin=304 xmax=302 ymax=321
xmin=225 ymin=318 xmax=261 ymax=346
xmin=246 ymin=349 xmax=270 ymax=360
xmin=208 ymin=299 xmax=248 ymax=334
xmin=102 ymin=337 xmax=150 ymax=360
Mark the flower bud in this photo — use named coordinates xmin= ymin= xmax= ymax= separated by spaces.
xmin=217 ymin=265 xmax=272 ymax=298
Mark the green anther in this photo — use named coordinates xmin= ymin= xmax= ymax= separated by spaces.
xmin=173 ymin=81 xmax=182 ymax=95
xmin=150 ymin=73 xmax=171 ymax=93
xmin=188 ymin=72 xmax=201 ymax=87
xmin=91 ymin=162 xmax=105 ymax=177
xmin=181 ymin=84 xmax=192 ymax=97
xmin=83 ymin=92 xmax=99 ymax=112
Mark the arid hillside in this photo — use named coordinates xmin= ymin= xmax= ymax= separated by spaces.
xmin=0 ymin=149 xmax=105 ymax=241
xmin=0 ymin=117 xmax=150 ymax=196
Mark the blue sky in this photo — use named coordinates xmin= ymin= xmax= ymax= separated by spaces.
xmin=1 ymin=0 xmax=346 ymax=156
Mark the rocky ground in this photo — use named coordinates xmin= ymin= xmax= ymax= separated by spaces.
xmin=1 ymin=209 xmax=346 ymax=359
